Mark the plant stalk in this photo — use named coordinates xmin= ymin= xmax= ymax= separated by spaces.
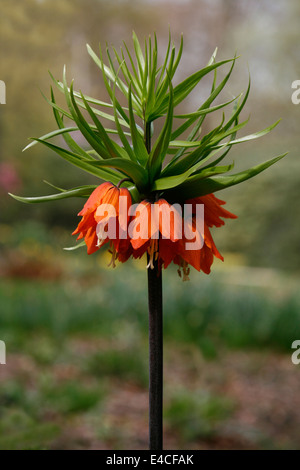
xmin=145 ymin=120 xmax=163 ymax=450
xmin=147 ymin=256 xmax=163 ymax=450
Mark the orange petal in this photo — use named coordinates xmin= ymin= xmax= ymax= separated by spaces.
xmin=187 ymin=193 xmax=237 ymax=228
xmin=72 ymin=212 xmax=96 ymax=236
xmin=84 ymin=225 xmax=100 ymax=255
xmin=159 ymin=238 xmax=180 ymax=268
xmin=130 ymin=201 xmax=154 ymax=249
xmin=78 ymin=182 xmax=114 ymax=216
xmin=132 ymin=241 xmax=150 ymax=259
xmin=156 ymin=199 xmax=182 ymax=242
xmin=203 ymin=222 xmax=224 ymax=261
xmin=119 ymin=187 xmax=132 ymax=230
xmin=101 ymin=185 xmax=120 ymax=211
xmin=199 ymin=243 xmax=214 ymax=274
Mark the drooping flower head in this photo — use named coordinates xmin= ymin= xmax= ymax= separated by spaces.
xmin=73 ymin=182 xmax=236 ymax=278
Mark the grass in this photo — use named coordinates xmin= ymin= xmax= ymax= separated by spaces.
xmin=0 ymin=263 xmax=299 ymax=352
xmin=86 ymin=348 xmax=148 ymax=387
xmin=165 ymin=389 xmax=235 ymax=441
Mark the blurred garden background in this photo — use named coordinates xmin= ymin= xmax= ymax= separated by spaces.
xmin=1 ymin=0 xmax=300 ymax=450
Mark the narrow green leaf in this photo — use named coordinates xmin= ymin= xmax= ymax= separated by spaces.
xmin=50 ymin=72 xmax=114 ymax=109
xmin=52 ymin=71 xmax=115 ymax=121
xmin=223 ymin=74 xmax=250 ymax=132
xmin=197 ymin=96 xmax=241 ymax=171
xmin=87 ymin=44 xmax=131 ymax=125
xmin=163 ymin=116 xmax=227 ymax=176
xmin=165 ymin=153 xmax=288 ymax=200
xmin=206 ymin=47 xmax=218 ymax=66
xmin=142 ymin=36 xmax=149 ymax=96
xmin=9 ymin=186 xmax=97 ymax=204
xmin=106 ymin=45 xmax=130 ymax=98
xmin=88 ymin=158 xmax=148 ymax=190
xmin=147 ymin=77 xmax=174 ymax=179
xmin=132 ymin=31 xmax=145 ymax=80
xmin=207 ymin=118 xmax=250 ymax=148
xmin=154 ymin=47 xmax=176 ymax=115
xmin=174 ymin=95 xmax=239 ymax=120
xmin=104 ymin=45 xmax=142 ymax=115
xmin=153 ymin=154 xmax=233 ymax=191
xmin=43 ymin=180 xmax=65 ymax=192
xmin=122 ymin=41 xmax=141 ymax=90
xmin=64 ymin=240 xmax=87 ymax=251
xmin=128 ymin=84 xmax=149 ymax=165
xmin=156 ymin=58 xmax=236 ymax=117
xmin=31 ymin=138 xmax=121 ymax=183
xmin=170 ymin=58 xmax=236 ymax=141
xmin=80 ymin=89 xmax=129 ymax=160
xmin=113 ymin=100 xmax=136 ymax=163
xmin=49 ymin=76 xmax=128 ymax=134
xmin=41 ymin=85 xmax=73 ymax=120
xmin=62 ymin=69 xmax=112 ymax=159
xmin=213 ymin=119 xmax=281 ymax=148
xmin=168 ymin=140 xmax=202 ymax=148
xmin=170 ymin=34 xmax=183 ymax=79
xmin=194 ymin=163 xmax=234 ymax=179
xmin=50 ymin=87 xmax=95 ymax=158
xmin=156 ymin=29 xmax=172 ymax=89
xmin=23 ymin=126 xmax=78 ymax=152
xmin=113 ymin=45 xmax=141 ymax=98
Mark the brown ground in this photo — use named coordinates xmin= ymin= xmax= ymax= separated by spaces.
xmin=3 ymin=344 xmax=296 ymax=450
xmin=1 ymin=324 xmax=300 ymax=450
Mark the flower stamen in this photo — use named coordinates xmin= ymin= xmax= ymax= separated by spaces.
xmin=177 ymin=259 xmax=190 ymax=281
xmin=147 ymin=238 xmax=159 ymax=269
xmin=108 ymin=243 xmax=118 ymax=268
xmin=182 ymin=261 xmax=190 ymax=282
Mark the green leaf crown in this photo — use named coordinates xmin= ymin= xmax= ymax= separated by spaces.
xmin=11 ymin=32 xmax=287 ymax=205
